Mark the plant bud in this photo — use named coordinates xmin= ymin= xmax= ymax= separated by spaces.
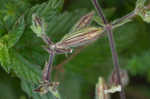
xmin=31 ymin=14 xmax=46 ymax=37
xmin=71 ymin=11 xmax=95 ymax=32
xmin=56 ymin=27 xmax=103 ymax=48
xmin=96 ymin=77 xmax=110 ymax=99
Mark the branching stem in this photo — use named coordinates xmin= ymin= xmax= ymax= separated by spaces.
xmin=41 ymin=34 xmax=55 ymax=82
xmin=91 ymin=0 xmax=126 ymax=99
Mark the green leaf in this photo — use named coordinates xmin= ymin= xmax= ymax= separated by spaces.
xmin=0 ymin=16 xmax=25 ymax=71
xmin=59 ymin=71 xmax=85 ymax=99
xmin=25 ymin=0 xmax=64 ymax=24
xmin=0 ymin=0 xmax=30 ymax=30
xmin=7 ymin=16 xmax=25 ymax=48
xmin=126 ymin=50 xmax=150 ymax=81
xmin=10 ymin=50 xmax=41 ymax=84
xmin=0 ymin=45 xmax=10 ymax=72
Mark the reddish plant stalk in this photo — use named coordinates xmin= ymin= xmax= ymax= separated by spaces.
xmin=42 ymin=52 xmax=55 ymax=82
xmin=91 ymin=0 xmax=126 ymax=99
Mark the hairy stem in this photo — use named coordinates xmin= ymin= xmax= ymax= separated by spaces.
xmin=91 ymin=0 xmax=126 ymax=99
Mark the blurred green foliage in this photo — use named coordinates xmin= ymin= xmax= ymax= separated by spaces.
xmin=0 ymin=0 xmax=150 ymax=99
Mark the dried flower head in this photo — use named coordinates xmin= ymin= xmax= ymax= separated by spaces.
xmin=34 ymin=81 xmax=60 ymax=98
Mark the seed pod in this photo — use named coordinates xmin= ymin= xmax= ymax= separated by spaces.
xmin=71 ymin=11 xmax=95 ymax=32
xmin=56 ymin=27 xmax=103 ymax=48
xmin=96 ymin=77 xmax=110 ymax=99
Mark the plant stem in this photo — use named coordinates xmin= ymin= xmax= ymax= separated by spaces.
xmin=41 ymin=34 xmax=53 ymax=45
xmin=42 ymin=52 xmax=55 ymax=82
xmin=106 ymin=25 xmax=126 ymax=99
xmin=112 ymin=10 xmax=136 ymax=26
xmin=40 ymin=33 xmax=55 ymax=82
xmin=91 ymin=0 xmax=126 ymax=99
xmin=92 ymin=0 xmax=108 ymax=24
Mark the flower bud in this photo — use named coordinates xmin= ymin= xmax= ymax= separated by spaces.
xmin=57 ymin=27 xmax=103 ymax=48
xmin=31 ymin=14 xmax=46 ymax=37
xmin=71 ymin=11 xmax=95 ymax=32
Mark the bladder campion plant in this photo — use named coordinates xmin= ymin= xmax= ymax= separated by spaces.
xmin=30 ymin=0 xmax=150 ymax=98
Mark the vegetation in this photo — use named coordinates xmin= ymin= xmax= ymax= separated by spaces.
xmin=0 ymin=0 xmax=150 ymax=99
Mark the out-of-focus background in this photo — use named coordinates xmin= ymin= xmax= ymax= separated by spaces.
xmin=0 ymin=0 xmax=150 ymax=99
